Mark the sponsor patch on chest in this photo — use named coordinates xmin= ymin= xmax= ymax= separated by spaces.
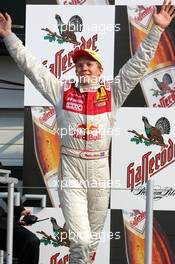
xmin=63 ymin=86 xmax=111 ymax=115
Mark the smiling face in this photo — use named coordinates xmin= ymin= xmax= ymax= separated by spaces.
xmin=75 ymin=55 xmax=103 ymax=86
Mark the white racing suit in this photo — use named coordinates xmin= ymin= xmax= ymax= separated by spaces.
xmin=4 ymin=25 xmax=162 ymax=263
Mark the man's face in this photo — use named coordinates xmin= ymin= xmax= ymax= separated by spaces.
xmin=75 ymin=55 xmax=103 ymax=86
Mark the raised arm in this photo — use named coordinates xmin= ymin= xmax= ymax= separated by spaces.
xmin=0 ymin=12 xmax=63 ymax=106
xmin=113 ymin=0 xmax=175 ymax=108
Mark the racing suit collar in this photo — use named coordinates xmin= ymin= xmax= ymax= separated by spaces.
xmin=78 ymin=83 xmax=99 ymax=93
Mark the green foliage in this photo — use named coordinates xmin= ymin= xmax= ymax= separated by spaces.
xmin=130 ymin=137 xmax=154 ymax=147
xmin=40 ymin=239 xmax=51 ymax=245
xmin=130 ymin=137 xmax=143 ymax=144
xmin=52 ymin=241 xmax=62 ymax=247
xmin=44 ymin=35 xmax=56 ymax=42
xmin=152 ymin=91 xmax=165 ymax=97
xmin=144 ymin=140 xmax=154 ymax=146
xmin=40 ymin=238 xmax=61 ymax=248
xmin=44 ymin=35 xmax=64 ymax=44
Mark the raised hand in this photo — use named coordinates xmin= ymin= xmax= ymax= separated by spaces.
xmin=153 ymin=0 xmax=175 ymax=29
xmin=0 ymin=12 xmax=12 ymax=37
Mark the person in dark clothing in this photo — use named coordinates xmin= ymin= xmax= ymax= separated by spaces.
xmin=0 ymin=185 xmax=40 ymax=264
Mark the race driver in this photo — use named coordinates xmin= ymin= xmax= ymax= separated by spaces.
xmin=0 ymin=1 xmax=174 ymax=263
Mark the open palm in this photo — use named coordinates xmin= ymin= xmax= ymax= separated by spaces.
xmin=153 ymin=0 xmax=175 ymax=29
xmin=0 ymin=12 xmax=12 ymax=37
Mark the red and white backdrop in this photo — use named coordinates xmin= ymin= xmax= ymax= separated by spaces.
xmin=23 ymin=2 xmax=175 ymax=264
xmin=24 ymin=5 xmax=114 ymax=106
xmin=56 ymin=0 xmax=109 ymax=4
xmin=26 ymin=208 xmax=110 ymax=264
